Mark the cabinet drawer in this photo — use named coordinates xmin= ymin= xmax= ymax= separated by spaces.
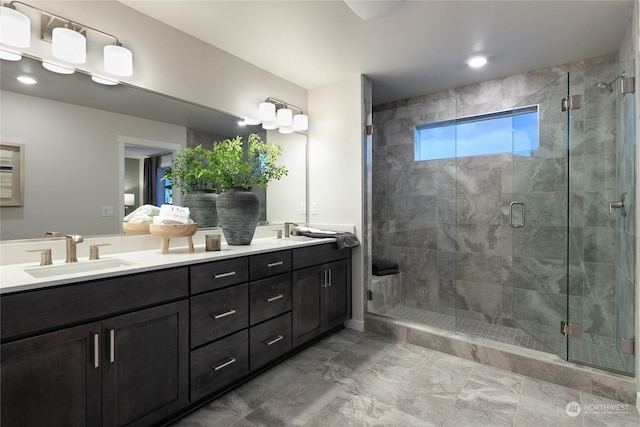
xmin=249 ymin=250 xmax=291 ymax=280
xmin=190 ymin=257 xmax=248 ymax=294
xmin=249 ymin=313 xmax=292 ymax=371
xmin=292 ymin=243 xmax=350 ymax=270
xmin=190 ymin=284 xmax=248 ymax=348
xmin=190 ymin=330 xmax=249 ymax=402
xmin=1 ymin=267 xmax=189 ymax=341
xmin=250 ymin=274 xmax=291 ymax=326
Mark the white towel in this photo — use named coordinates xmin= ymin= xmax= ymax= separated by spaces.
xmin=153 ymin=204 xmax=194 ymax=225
xmin=123 ymin=204 xmax=161 ymax=222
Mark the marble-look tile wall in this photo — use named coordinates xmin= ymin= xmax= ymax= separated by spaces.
xmin=371 ymin=54 xmax=630 ymax=353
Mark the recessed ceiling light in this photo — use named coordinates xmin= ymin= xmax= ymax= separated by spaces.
xmin=17 ymin=75 xmax=36 ymax=84
xmin=468 ymin=56 xmax=487 ymax=68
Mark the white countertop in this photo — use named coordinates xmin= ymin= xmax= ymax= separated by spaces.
xmin=0 ymin=236 xmax=336 ymax=294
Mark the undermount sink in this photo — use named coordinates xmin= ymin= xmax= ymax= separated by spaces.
xmin=25 ymin=258 xmax=136 ymax=279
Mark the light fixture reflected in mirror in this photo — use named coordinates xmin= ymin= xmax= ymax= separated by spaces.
xmin=42 ymin=61 xmax=74 ymax=74
xmin=257 ymin=97 xmax=308 ymax=132
xmin=0 ymin=49 xmax=22 ymax=61
xmin=91 ymin=75 xmax=118 ymax=85
xmin=104 ymin=44 xmax=133 ymax=77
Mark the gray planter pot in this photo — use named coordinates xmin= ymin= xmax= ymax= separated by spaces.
xmin=216 ymin=187 xmax=260 ymax=245
xmin=183 ymin=189 xmax=219 ymax=227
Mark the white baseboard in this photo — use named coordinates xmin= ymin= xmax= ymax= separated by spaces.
xmin=345 ymin=319 xmax=365 ymax=332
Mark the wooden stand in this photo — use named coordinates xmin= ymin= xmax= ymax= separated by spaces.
xmin=149 ymin=224 xmax=198 ymax=254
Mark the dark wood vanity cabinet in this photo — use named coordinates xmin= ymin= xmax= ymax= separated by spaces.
xmin=0 ymin=269 xmax=190 ymax=427
xmin=292 ymin=246 xmax=352 ymax=347
xmin=1 ymin=242 xmax=352 ymax=426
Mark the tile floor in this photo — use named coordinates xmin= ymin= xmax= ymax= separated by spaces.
xmin=170 ymin=329 xmax=640 ymax=427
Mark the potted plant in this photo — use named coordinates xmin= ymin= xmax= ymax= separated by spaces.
xmin=214 ymin=133 xmax=288 ymax=245
xmin=162 ymin=145 xmax=222 ymax=227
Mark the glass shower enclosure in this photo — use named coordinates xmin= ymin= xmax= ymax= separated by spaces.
xmin=511 ymin=61 xmax=636 ymax=374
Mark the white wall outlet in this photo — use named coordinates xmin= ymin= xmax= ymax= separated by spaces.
xmin=102 ymin=206 xmax=114 ymax=217
xmin=300 ymin=202 xmax=306 ymax=215
xmin=311 ymin=202 xmax=318 ymax=215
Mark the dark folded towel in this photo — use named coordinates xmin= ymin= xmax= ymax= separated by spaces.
xmin=296 ymin=230 xmax=360 ymax=250
xmin=372 ymin=258 xmax=399 ymax=271
xmin=373 ymin=268 xmax=399 ymax=276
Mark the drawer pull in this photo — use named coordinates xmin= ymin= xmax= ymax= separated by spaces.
xmin=267 ymin=261 xmax=284 ymax=268
xmin=267 ymin=294 xmax=284 ymax=303
xmin=214 ymin=271 xmax=236 ymax=279
xmin=109 ymin=329 xmax=115 ymax=363
xmin=93 ymin=333 xmax=100 ymax=368
xmin=264 ymin=335 xmax=284 ymax=346
xmin=213 ymin=309 xmax=236 ymax=319
xmin=211 ymin=357 xmax=237 ymax=371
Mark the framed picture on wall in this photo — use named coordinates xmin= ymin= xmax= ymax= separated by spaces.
xmin=0 ymin=143 xmax=24 ymax=207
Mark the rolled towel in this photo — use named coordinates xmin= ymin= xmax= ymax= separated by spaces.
xmin=123 ymin=204 xmax=161 ymax=222
xmin=372 ymin=258 xmax=399 ymax=275
xmin=154 ymin=204 xmax=193 ymax=225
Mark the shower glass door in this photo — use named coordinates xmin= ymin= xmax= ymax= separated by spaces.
xmin=566 ymin=62 xmax=636 ymax=374
xmin=511 ymin=74 xmax=570 ymax=361
xmin=512 ymin=62 xmax=636 ymax=375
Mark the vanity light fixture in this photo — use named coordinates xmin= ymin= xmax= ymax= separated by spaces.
xmin=257 ymin=97 xmax=309 ymax=132
xmin=0 ymin=1 xmax=134 ymax=78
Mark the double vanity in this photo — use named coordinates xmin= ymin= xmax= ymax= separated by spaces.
xmin=0 ymin=235 xmax=352 ymax=427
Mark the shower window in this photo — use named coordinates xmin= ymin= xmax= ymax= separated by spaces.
xmin=415 ymin=105 xmax=539 ymax=161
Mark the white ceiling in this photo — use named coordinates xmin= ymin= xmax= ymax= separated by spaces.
xmin=124 ymin=0 xmax=634 ymax=105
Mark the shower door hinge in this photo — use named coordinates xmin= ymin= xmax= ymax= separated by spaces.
xmin=621 ymin=77 xmax=635 ymax=94
xmin=561 ymin=95 xmax=582 ymax=112
xmin=620 ymin=338 xmax=635 ymax=355
xmin=365 ymin=125 xmax=374 ymax=135
xmin=366 ymin=290 xmax=373 ymax=301
xmin=561 ymin=321 xmax=581 ymax=338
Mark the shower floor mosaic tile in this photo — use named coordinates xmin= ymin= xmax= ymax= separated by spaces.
xmin=384 ymin=305 xmax=627 ymax=373
xmin=169 ymin=329 xmax=640 ymax=427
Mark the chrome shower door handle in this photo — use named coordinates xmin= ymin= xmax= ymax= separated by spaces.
xmin=509 ymin=202 xmax=525 ymax=228
xmin=609 ymin=192 xmax=627 ymax=217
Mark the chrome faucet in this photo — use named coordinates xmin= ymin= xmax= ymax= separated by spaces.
xmin=65 ymin=234 xmax=84 ymax=263
xmin=284 ymin=222 xmax=298 ymax=238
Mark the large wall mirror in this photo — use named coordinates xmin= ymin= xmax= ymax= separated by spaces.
xmin=0 ymin=55 xmax=307 ymax=241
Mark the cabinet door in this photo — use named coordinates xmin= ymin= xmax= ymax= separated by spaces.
xmin=324 ymin=259 xmax=352 ymax=331
xmin=291 ymin=265 xmax=323 ymax=347
xmin=102 ymin=300 xmax=189 ymax=427
xmin=1 ymin=322 xmax=101 ymax=427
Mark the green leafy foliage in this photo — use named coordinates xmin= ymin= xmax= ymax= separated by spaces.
xmin=162 ymin=145 xmax=221 ymax=194
xmin=162 ymin=134 xmax=288 ymax=194
xmin=215 ymin=133 xmax=288 ymax=190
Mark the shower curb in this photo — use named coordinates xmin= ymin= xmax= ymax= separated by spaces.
xmin=364 ymin=313 xmax=636 ymax=405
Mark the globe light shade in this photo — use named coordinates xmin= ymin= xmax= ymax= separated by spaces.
xmin=259 ymin=102 xmax=276 ymax=122
xmin=279 ymin=127 xmax=294 ymax=134
xmin=276 ymin=108 xmax=293 ymax=127
xmin=261 ymin=121 xmax=278 ymax=130
xmin=293 ymin=114 xmax=309 ymax=131
xmin=0 ymin=6 xmax=30 ymax=48
xmin=52 ymin=27 xmax=86 ymax=64
xmin=104 ymin=45 xmax=133 ymax=77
